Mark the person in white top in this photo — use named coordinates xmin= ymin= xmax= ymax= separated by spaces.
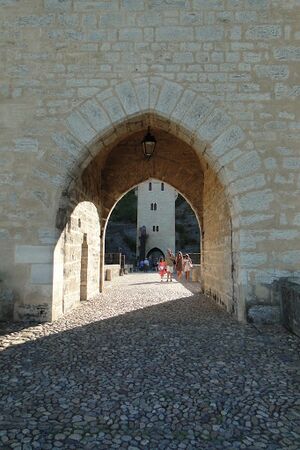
xmin=183 ymin=254 xmax=193 ymax=281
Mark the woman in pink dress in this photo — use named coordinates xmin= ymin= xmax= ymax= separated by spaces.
xmin=158 ymin=257 xmax=167 ymax=282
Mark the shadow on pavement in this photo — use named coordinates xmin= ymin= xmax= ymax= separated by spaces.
xmin=0 ymin=293 xmax=299 ymax=448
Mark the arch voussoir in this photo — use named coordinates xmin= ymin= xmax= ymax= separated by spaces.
xmin=115 ymin=80 xmax=141 ymax=117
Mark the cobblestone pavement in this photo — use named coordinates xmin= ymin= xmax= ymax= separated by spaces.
xmin=0 ymin=273 xmax=299 ymax=450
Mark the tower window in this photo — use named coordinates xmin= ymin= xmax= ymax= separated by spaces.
xmin=156 ymin=226 xmax=159 ymax=232
xmin=154 ymin=203 xmax=157 ymax=211
xmin=153 ymin=225 xmax=155 ymax=232
xmin=150 ymin=203 xmax=153 ymax=210
xmin=149 ymin=182 xmax=152 ymax=191
xmin=161 ymin=183 xmax=164 ymax=191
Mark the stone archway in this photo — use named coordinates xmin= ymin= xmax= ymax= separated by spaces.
xmin=51 ymin=78 xmax=252 ymax=323
xmin=147 ymin=248 xmax=164 ymax=260
xmin=55 ymin=141 xmax=239 ymax=322
xmin=15 ymin=77 xmax=271 ymax=323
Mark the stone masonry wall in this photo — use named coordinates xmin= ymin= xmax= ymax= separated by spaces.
xmin=59 ymin=202 xmax=100 ymax=316
xmin=137 ymin=180 xmax=177 ymax=259
xmin=0 ymin=0 xmax=300 ymax=321
xmin=202 ymin=166 xmax=234 ymax=313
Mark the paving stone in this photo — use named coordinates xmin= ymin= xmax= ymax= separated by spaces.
xmin=0 ymin=273 xmax=299 ymax=448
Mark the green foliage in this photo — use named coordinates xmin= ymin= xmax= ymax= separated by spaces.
xmin=110 ymin=190 xmax=137 ymax=223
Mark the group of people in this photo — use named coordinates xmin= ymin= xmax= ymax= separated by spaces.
xmin=158 ymin=249 xmax=193 ymax=282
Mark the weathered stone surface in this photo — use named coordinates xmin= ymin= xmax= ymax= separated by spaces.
xmin=0 ymin=1 xmax=300 ymax=323
xmin=31 ymin=264 xmax=53 ymax=284
xmin=0 ymin=274 xmax=299 ymax=448
xmin=66 ymin=112 xmax=97 ymax=145
xmin=115 ymin=81 xmax=140 ymax=116
xmin=15 ymin=246 xmax=53 ymax=264
xmin=79 ymin=99 xmax=111 ymax=132
xmin=155 ymin=81 xmax=183 ymax=116
xmin=248 ymin=305 xmax=281 ymax=324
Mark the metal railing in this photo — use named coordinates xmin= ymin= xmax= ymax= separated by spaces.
xmin=187 ymin=253 xmax=201 ymax=265
xmin=105 ymin=252 xmax=122 ymax=265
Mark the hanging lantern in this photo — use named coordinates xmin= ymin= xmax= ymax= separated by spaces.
xmin=141 ymin=126 xmax=156 ymax=160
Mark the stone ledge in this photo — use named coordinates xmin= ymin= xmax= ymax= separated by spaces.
xmin=248 ymin=305 xmax=281 ymax=325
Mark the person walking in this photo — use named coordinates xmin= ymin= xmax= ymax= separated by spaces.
xmin=143 ymin=258 xmax=149 ymax=272
xmin=165 ymin=249 xmax=175 ymax=282
xmin=158 ymin=257 xmax=167 ymax=282
xmin=183 ymin=254 xmax=193 ymax=281
xmin=175 ymin=251 xmax=183 ymax=281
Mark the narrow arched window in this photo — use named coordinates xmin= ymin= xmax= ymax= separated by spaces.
xmin=150 ymin=203 xmax=153 ymax=210
xmin=153 ymin=225 xmax=155 ymax=232
xmin=154 ymin=203 xmax=157 ymax=211
xmin=149 ymin=182 xmax=152 ymax=191
xmin=161 ymin=183 xmax=164 ymax=191
xmin=156 ymin=226 xmax=159 ymax=232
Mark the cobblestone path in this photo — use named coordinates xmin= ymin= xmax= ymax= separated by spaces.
xmin=0 ymin=273 xmax=299 ymax=450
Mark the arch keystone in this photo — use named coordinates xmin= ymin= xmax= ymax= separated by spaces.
xmin=115 ymin=80 xmax=140 ymax=116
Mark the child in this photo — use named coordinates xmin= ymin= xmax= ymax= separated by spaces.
xmin=158 ymin=256 xmax=167 ymax=282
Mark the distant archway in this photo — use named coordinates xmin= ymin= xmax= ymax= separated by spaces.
xmin=147 ymin=247 xmax=164 ymax=263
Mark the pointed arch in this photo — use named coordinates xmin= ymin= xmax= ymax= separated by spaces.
xmin=50 ymin=77 xmax=268 ymax=323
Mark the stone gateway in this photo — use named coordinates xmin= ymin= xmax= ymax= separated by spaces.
xmin=0 ymin=1 xmax=300 ymax=323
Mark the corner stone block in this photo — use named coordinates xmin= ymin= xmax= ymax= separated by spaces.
xmin=79 ymin=99 xmax=111 ymax=133
xmin=66 ymin=111 xmax=97 ymax=145
xmin=15 ymin=245 xmax=53 ymax=264
xmin=115 ymin=81 xmax=140 ymax=116
xmin=155 ymin=81 xmax=183 ymax=117
xmin=134 ymin=79 xmax=150 ymax=112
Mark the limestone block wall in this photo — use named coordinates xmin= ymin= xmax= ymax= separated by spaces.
xmin=53 ymin=202 xmax=100 ymax=319
xmin=0 ymin=0 xmax=300 ymax=322
xmin=202 ymin=167 xmax=234 ymax=313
